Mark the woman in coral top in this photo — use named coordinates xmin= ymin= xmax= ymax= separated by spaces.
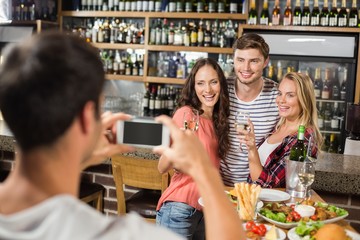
xmin=156 ymin=58 xmax=230 ymax=240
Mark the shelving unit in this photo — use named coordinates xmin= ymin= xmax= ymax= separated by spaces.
xmin=57 ymin=9 xmax=247 ymax=85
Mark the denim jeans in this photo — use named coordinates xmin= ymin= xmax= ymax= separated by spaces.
xmin=156 ymin=201 xmax=205 ymax=240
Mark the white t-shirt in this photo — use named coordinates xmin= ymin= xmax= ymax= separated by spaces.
xmin=258 ymin=139 xmax=282 ymax=166
xmin=0 ymin=195 xmax=184 ymax=240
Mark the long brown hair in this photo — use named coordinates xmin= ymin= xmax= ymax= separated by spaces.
xmin=176 ymin=58 xmax=230 ymax=159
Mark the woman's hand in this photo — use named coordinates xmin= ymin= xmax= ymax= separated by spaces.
xmin=238 ymin=118 xmax=256 ymax=152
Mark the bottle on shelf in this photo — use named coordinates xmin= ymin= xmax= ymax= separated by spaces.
xmin=208 ymin=0 xmax=216 ymax=13
xmin=349 ymin=0 xmax=358 ymax=27
xmin=331 ymin=102 xmax=340 ymax=131
xmin=323 ymin=102 xmax=332 ymax=130
xmin=328 ymin=133 xmax=338 ymax=153
xmin=176 ymin=0 xmax=184 ymax=12
xmin=154 ymin=85 xmax=162 ymax=116
xmin=230 ymin=0 xmax=238 ymax=13
xmin=248 ymin=0 xmax=257 ymax=25
xmin=329 ymin=0 xmax=338 ymax=27
xmin=131 ymin=0 xmax=137 ymax=11
xmin=301 ymin=0 xmax=310 ymax=26
xmin=332 ymin=69 xmax=340 ymax=100
xmin=337 ymin=0 xmax=348 ymax=27
xmin=313 ymin=67 xmax=323 ymax=99
xmin=155 ymin=0 xmax=162 ymax=11
xmin=196 ymin=0 xmax=205 ymax=12
xmin=340 ymin=67 xmax=347 ymax=101
xmin=197 ymin=20 xmax=204 ymax=47
xmin=277 ymin=61 xmax=283 ymax=81
xmin=320 ymin=0 xmax=330 ymax=26
xmin=293 ymin=0 xmax=302 ymax=26
xmin=311 ymin=0 xmax=320 ymax=26
xmin=149 ymin=85 xmax=156 ymax=117
xmin=289 ymin=125 xmax=307 ymax=162
xmin=143 ymin=83 xmax=150 ymax=116
xmin=271 ymin=0 xmax=281 ymax=26
xmin=317 ymin=102 xmax=325 ymax=130
xmin=283 ymin=0 xmax=292 ymax=26
xmin=260 ymin=0 xmax=269 ymax=25
xmin=322 ymin=68 xmax=331 ymax=100
xmin=168 ymin=0 xmax=176 ymax=12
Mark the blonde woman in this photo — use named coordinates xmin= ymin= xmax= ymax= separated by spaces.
xmin=239 ymin=72 xmax=322 ymax=188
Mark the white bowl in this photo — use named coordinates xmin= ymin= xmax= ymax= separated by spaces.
xmin=294 ymin=205 xmax=316 ymax=217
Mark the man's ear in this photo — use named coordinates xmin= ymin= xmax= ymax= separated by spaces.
xmin=78 ymin=101 xmax=96 ymax=134
xmin=263 ymin=57 xmax=270 ymax=68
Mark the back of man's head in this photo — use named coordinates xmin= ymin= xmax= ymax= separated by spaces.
xmin=0 ymin=31 xmax=105 ymax=152
xmin=232 ymin=33 xmax=270 ymax=60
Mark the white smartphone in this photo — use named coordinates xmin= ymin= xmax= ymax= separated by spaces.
xmin=117 ymin=117 xmax=170 ymax=148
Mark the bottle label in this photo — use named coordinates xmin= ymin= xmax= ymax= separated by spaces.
xmin=283 ymin=17 xmax=291 ymax=26
xmin=218 ymin=2 xmax=224 ymax=13
xmin=143 ymin=98 xmax=149 ymax=108
xmin=311 ymin=16 xmax=320 ymax=25
xmin=197 ymin=2 xmax=204 ymax=12
xmin=176 ymin=2 xmax=183 ymax=11
xmin=125 ymin=1 xmax=131 ymax=10
xmin=185 ymin=2 xmax=192 ymax=12
xmin=142 ymin=1 xmax=149 ymax=11
xmin=169 ymin=2 xmax=176 ymax=12
xmin=320 ymin=17 xmax=329 ymax=26
xmin=169 ymin=33 xmax=175 ymax=44
xmin=208 ymin=2 xmax=215 ymax=12
xmin=314 ymin=89 xmax=321 ymax=98
xmin=340 ymin=91 xmax=346 ymax=100
xmin=131 ymin=1 xmax=137 ymax=11
xmin=149 ymin=100 xmax=155 ymax=110
xmin=272 ymin=15 xmax=280 ymax=25
xmin=349 ymin=18 xmax=358 ymax=27
xmin=260 ymin=17 xmax=269 ymax=25
xmin=230 ymin=3 xmax=237 ymax=13
xmin=329 ymin=17 xmax=337 ymax=26
xmin=293 ymin=15 xmax=301 ymax=25
xmin=318 ymin=118 xmax=324 ymax=129
xmin=301 ymin=16 xmax=310 ymax=25
xmin=338 ymin=17 xmax=347 ymax=27
xmin=322 ymin=90 xmax=330 ymax=99
xmin=331 ymin=118 xmax=339 ymax=130
xmin=155 ymin=1 xmax=161 ymax=11
xmin=148 ymin=1 xmax=155 ymax=11
xmin=155 ymin=100 xmax=161 ymax=109
xmin=248 ymin=16 xmax=257 ymax=25
xmin=119 ymin=1 xmax=125 ymax=10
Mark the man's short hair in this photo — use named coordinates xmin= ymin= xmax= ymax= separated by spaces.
xmin=232 ymin=33 xmax=270 ymax=60
xmin=0 ymin=31 xmax=105 ymax=152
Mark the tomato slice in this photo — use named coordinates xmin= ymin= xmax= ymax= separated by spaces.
xmin=258 ymin=224 xmax=267 ymax=236
xmin=245 ymin=221 xmax=255 ymax=230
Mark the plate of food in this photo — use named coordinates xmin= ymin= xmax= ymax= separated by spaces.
xmin=243 ymin=222 xmax=286 ymax=240
xmin=258 ymin=201 xmax=349 ymax=229
xmin=287 ymin=222 xmax=360 ymax=240
xmin=258 ymin=189 xmax=291 ymax=202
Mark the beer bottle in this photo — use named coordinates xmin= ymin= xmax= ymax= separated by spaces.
xmin=289 ymin=125 xmax=307 ymax=162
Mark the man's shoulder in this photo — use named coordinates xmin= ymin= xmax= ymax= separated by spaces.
xmin=262 ymin=77 xmax=278 ymax=94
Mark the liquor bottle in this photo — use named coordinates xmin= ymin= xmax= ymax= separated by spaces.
xmin=108 ymin=0 xmax=114 ymax=10
xmin=190 ymin=22 xmax=198 ymax=46
xmin=349 ymin=0 xmax=358 ymax=27
xmin=329 ymin=0 xmax=338 ymax=26
xmin=119 ymin=52 xmax=126 ymax=75
xmin=143 ymin=83 xmax=150 ymax=116
xmin=331 ymin=102 xmax=340 ymax=130
xmin=277 ymin=61 xmax=283 ymax=81
xmin=155 ymin=0 xmax=162 ymax=11
xmin=197 ymin=20 xmax=204 ymax=46
xmin=317 ymin=102 xmax=324 ymax=130
xmin=340 ymin=67 xmax=347 ymax=101
xmin=268 ymin=64 xmax=276 ymax=81
xmin=217 ymin=0 xmax=225 ymax=13
xmin=323 ymin=102 xmax=332 ymax=130
xmin=204 ymin=20 xmax=212 ymax=47
xmin=168 ymin=0 xmax=176 ymax=12
xmin=148 ymin=0 xmax=155 ymax=11
xmin=320 ymin=0 xmax=330 ymax=26
xmin=301 ymin=0 xmax=310 ymax=26
xmin=283 ymin=0 xmax=292 ymax=26
xmin=114 ymin=0 xmax=119 ymax=10
xmin=184 ymin=0 xmax=192 ymax=12
xmin=328 ymin=133 xmax=338 ymax=153
xmin=289 ymin=125 xmax=307 ymax=162
xmin=311 ymin=0 xmax=320 ymax=26
xmin=230 ymin=0 xmax=238 ymax=13
xmin=175 ymin=0 xmax=184 ymax=11
xmin=248 ymin=0 xmax=257 ymax=25
xmin=155 ymin=19 xmax=162 ymax=45
xmin=322 ymin=68 xmax=331 ymax=100
xmin=142 ymin=0 xmax=149 ymax=11
xmin=131 ymin=0 xmax=137 ymax=11
xmin=125 ymin=0 xmax=131 ymax=10
xmin=260 ymin=0 xmax=269 ymax=25
xmin=208 ymin=0 xmax=216 ymax=13
xmin=332 ymin=70 xmax=340 ymax=100
xmin=271 ymin=0 xmax=281 ymax=26
xmin=293 ymin=0 xmax=302 ymax=26
xmin=119 ymin=0 xmax=125 ymax=10
xmin=321 ymin=134 xmax=330 ymax=151
xmin=154 ymin=85 xmax=162 ymax=116
xmin=125 ymin=54 xmax=133 ymax=75
xmin=161 ymin=18 xmax=169 ymax=45
xmin=313 ymin=67 xmax=323 ymax=99
xmin=197 ymin=0 xmax=205 ymax=12
xmin=338 ymin=0 xmax=347 ymax=27
xmin=149 ymin=85 xmax=156 ymax=117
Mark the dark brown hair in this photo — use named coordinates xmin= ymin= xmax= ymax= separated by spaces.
xmin=176 ymin=58 xmax=230 ymax=160
xmin=232 ymin=33 xmax=270 ymax=60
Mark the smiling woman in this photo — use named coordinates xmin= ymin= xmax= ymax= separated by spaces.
xmin=242 ymin=72 xmax=322 ymax=188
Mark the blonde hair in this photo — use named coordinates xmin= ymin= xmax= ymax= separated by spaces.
xmin=276 ymin=72 xmax=323 ymax=148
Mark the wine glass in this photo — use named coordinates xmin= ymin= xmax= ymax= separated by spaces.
xmin=297 ymin=159 xmax=315 ymax=201
xmin=234 ymin=111 xmax=250 ymax=151
xmin=183 ymin=109 xmax=199 ymax=131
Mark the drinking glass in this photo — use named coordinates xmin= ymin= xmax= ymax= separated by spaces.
xmin=234 ymin=111 xmax=250 ymax=151
xmin=183 ymin=109 xmax=199 ymax=131
xmin=297 ymin=159 xmax=315 ymax=201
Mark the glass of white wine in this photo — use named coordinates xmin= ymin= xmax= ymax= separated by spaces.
xmin=297 ymin=159 xmax=315 ymax=201
xmin=183 ymin=109 xmax=199 ymax=131
xmin=235 ymin=111 xmax=250 ymax=151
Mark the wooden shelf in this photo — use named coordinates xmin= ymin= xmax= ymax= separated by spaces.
xmin=147 ymin=45 xmax=233 ymax=54
xmin=146 ymin=77 xmax=185 ymax=85
xmin=105 ymin=74 xmax=144 ymax=82
xmin=60 ymin=11 xmax=247 ymax=20
xmin=93 ymin=43 xmax=145 ymax=50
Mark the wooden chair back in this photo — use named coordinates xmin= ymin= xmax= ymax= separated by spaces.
xmin=111 ymin=155 xmax=169 ymax=217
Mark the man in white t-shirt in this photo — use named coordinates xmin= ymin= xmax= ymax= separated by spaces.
xmin=0 ymin=32 xmax=244 ymax=240
xmin=221 ymin=33 xmax=280 ymax=186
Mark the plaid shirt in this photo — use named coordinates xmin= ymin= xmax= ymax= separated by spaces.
xmin=247 ymin=128 xmax=318 ymax=188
